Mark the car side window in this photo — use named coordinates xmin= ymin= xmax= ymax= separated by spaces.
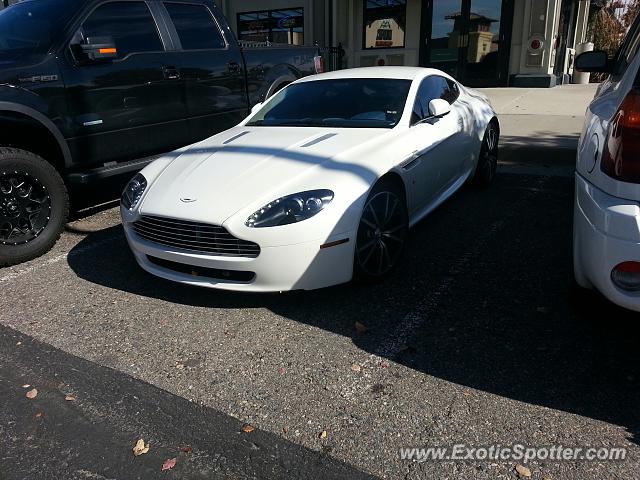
xmin=411 ymin=76 xmax=454 ymax=123
xmin=164 ymin=3 xmax=225 ymax=50
xmin=79 ymin=1 xmax=163 ymax=59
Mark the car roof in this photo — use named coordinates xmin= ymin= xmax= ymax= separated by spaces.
xmin=296 ymin=66 xmax=448 ymax=82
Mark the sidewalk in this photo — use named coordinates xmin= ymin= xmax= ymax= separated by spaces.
xmin=478 ymin=83 xmax=599 ymax=176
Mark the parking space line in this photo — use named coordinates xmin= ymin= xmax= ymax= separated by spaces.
xmin=341 ymin=176 xmax=549 ymax=399
xmin=0 ymin=234 xmax=121 ymax=284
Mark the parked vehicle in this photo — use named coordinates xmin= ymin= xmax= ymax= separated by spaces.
xmin=121 ymin=67 xmax=499 ymax=292
xmin=0 ymin=0 xmax=319 ymax=266
xmin=573 ymin=14 xmax=640 ymax=312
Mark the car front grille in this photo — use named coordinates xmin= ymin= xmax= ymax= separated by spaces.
xmin=132 ymin=215 xmax=260 ymax=258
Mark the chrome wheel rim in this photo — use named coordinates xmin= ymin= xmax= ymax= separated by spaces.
xmin=480 ymin=126 xmax=498 ymax=182
xmin=0 ymin=171 xmax=51 ymax=245
xmin=356 ymin=190 xmax=407 ymax=277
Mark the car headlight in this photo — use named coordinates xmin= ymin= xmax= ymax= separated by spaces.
xmin=121 ymin=173 xmax=147 ymax=210
xmin=246 ymin=189 xmax=334 ymax=228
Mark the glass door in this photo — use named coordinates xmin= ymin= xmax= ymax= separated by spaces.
xmin=426 ymin=0 xmax=467 ymax=78
xmin=463 ymin=0 xmax=505 ymax=85
xmin=421 ymin=0 xmax=511 ymax=86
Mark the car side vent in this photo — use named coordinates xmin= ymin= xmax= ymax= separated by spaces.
xmin=223 ymin=131 xmax=250 ymax=144
xmin=300 ymin=133 xmax=338 ymax=148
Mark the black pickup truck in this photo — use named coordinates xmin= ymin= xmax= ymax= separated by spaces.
xmin=0 ymin=0 xmax=320 ymax=265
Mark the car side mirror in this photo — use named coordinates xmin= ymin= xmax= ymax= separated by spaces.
xmin=250 ymin=102 xmax=263 ymax=115
xmin=575 ymin=50 xmax=611 ymax=73
xmin=428 ymin=99 xmax=451 ymax=118
xmin=72 ymin=36 xmax=118 ymax=63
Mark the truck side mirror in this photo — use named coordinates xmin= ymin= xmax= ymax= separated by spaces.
xmin=72 ymin=36 xmax=118 ymax=63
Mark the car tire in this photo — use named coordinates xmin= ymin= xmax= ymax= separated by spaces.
xmin=353 ymin=178 xmax=408 ymax=283
xmin=472 ymin=121 xmax=499 ymax=187
xmin=0 ymin=148 xmax=69 ymax=267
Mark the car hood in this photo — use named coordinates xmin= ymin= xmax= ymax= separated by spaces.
xmin=140 ymin=126 xmax=389 ymax=224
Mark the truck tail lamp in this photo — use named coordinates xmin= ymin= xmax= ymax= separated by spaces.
xmin=601 ymin=88 xmax=640 ymax=183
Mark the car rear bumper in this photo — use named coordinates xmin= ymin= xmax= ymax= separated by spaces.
xmin=122 ymin=219 xmax=355 ymax=292
xmin=573 ymin=173 xmax=640 ymax=312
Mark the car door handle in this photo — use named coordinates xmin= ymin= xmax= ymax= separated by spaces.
xmin=162 ymin=66 xmax=181 ymax=80
xmin=227 ymin=62 xmax=241 ymax=74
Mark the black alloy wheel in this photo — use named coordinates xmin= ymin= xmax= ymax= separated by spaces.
xmin=0 ymin=171 xmax=51 ymax=245
xmin=354 ymin=181 xmax=408 ymax=281
xmin=473 ymin=122 xmax=499 ymax=187
xmin=0 ymin=148 xmax=68 ymax=266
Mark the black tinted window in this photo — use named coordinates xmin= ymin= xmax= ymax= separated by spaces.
xmin=81 ymin=2 xmax=163 ymax=58
xmin=0 ymin=0 xmax=79 ymax=54
xmin=165 ymin=3 xmax=225 ymax=50
xmin=412 ymin=76 xmax=455 ymax=122
xmin=247 ymin=79 xmax=412 ymax=128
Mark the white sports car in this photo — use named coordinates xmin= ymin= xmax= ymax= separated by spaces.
xmin=120 ymin=67 xmax=498 ymax=292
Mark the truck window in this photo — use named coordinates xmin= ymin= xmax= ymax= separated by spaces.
xmin=164 ymin=3 xmax=225 ymax=50
xmin=80 ymin=1 xmax=164 ymax=59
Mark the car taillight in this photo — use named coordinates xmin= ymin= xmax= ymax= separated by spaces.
xmin=601 ymin=88 xmax=640 ymax=183
xmin=314 ymin=55 xmax=324 ymax=74
xmin=611 ymin=261 xmax=640 ymax=291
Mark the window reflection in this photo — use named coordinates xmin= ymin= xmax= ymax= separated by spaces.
xmin=237 ymin=8 xmax=304 ymax=45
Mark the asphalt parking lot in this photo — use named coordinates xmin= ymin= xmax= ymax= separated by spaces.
xmin=1 ymin=85 xmax=639 ymax=480
xmin=1 ymin=144 xmax=639 ymax=480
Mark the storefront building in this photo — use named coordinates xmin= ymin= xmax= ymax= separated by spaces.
xmin=217 ymin=0 xmax=591 ymax=87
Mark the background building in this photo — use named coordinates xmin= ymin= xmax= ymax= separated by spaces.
xmin=217 ymin=0 xmax=592 ymax=87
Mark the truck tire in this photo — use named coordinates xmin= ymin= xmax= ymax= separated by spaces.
xmin=0 ymin=148 xmax=68 ymax=266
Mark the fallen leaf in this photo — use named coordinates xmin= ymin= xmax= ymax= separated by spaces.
xmin=354 ymin=321 xmax=368 ymax=334
xmin=462 ymin=390 xmax=472 ymax=397
xmin=65 ymin=396 xmax=76 ymax=401
xmin=25 ymin=388 xmax=38 ymax=399
xmin=515 ymin=464 xmax=532 ymax=478
xmin=319 ymin=430 xmax=328 ymax=439
xmin=132 ymin=439 xmax=150 ymax=456
xmin=22 ymin=384 xmax=30 ymax=388
xmin=181 ymin=446 xmax=193 ymax=453
xmin=350 ymin=364 xmax=362 ymax=373
xmin=242 ymin=424 xmax=255 ymax=433
xmin=161 ymin=457 xmax=177 ymax=471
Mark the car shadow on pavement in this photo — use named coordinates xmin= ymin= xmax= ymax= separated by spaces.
xmin=67 ymin=172 xmax=640 ymax=449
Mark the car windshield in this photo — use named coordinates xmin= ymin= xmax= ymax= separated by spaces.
xmin=247 ymin=78 xmax=412 ymax=128
xmin=0 ymin=0 xmax=77 ymax=54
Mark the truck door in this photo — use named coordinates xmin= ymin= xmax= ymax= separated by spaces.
xmin=59 ymin=1 xmax=188 ymax=165
xmin=159 ymin=1 xmax=248 ymax=143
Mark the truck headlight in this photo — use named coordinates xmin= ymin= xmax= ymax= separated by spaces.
xmin=246 ymin=190 xmax=334 ymax=227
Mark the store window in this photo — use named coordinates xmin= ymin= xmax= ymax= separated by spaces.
xmin=237 ymin=8 xmax=304 ymax=45
xmin=363 ymin=0 xmax=406 ymax=49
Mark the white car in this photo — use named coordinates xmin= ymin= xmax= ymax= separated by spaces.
xmin=120 ymin=67 xmax=498 ymax=292
xmin=574 ymin=16 xmax=640 ymax=312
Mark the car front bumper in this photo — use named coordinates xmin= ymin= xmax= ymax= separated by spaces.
xmin=573 ymin=173 xmax=640 ymax=312
xmin=122 ymin=216 xmax=356 ymax=292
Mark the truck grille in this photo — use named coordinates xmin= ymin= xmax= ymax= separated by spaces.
xmin=132 ymin=215 xmax=260 ymax=258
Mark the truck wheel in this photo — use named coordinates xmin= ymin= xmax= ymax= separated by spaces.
xmin=0 ymin=148 xmax=68 ymax=266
